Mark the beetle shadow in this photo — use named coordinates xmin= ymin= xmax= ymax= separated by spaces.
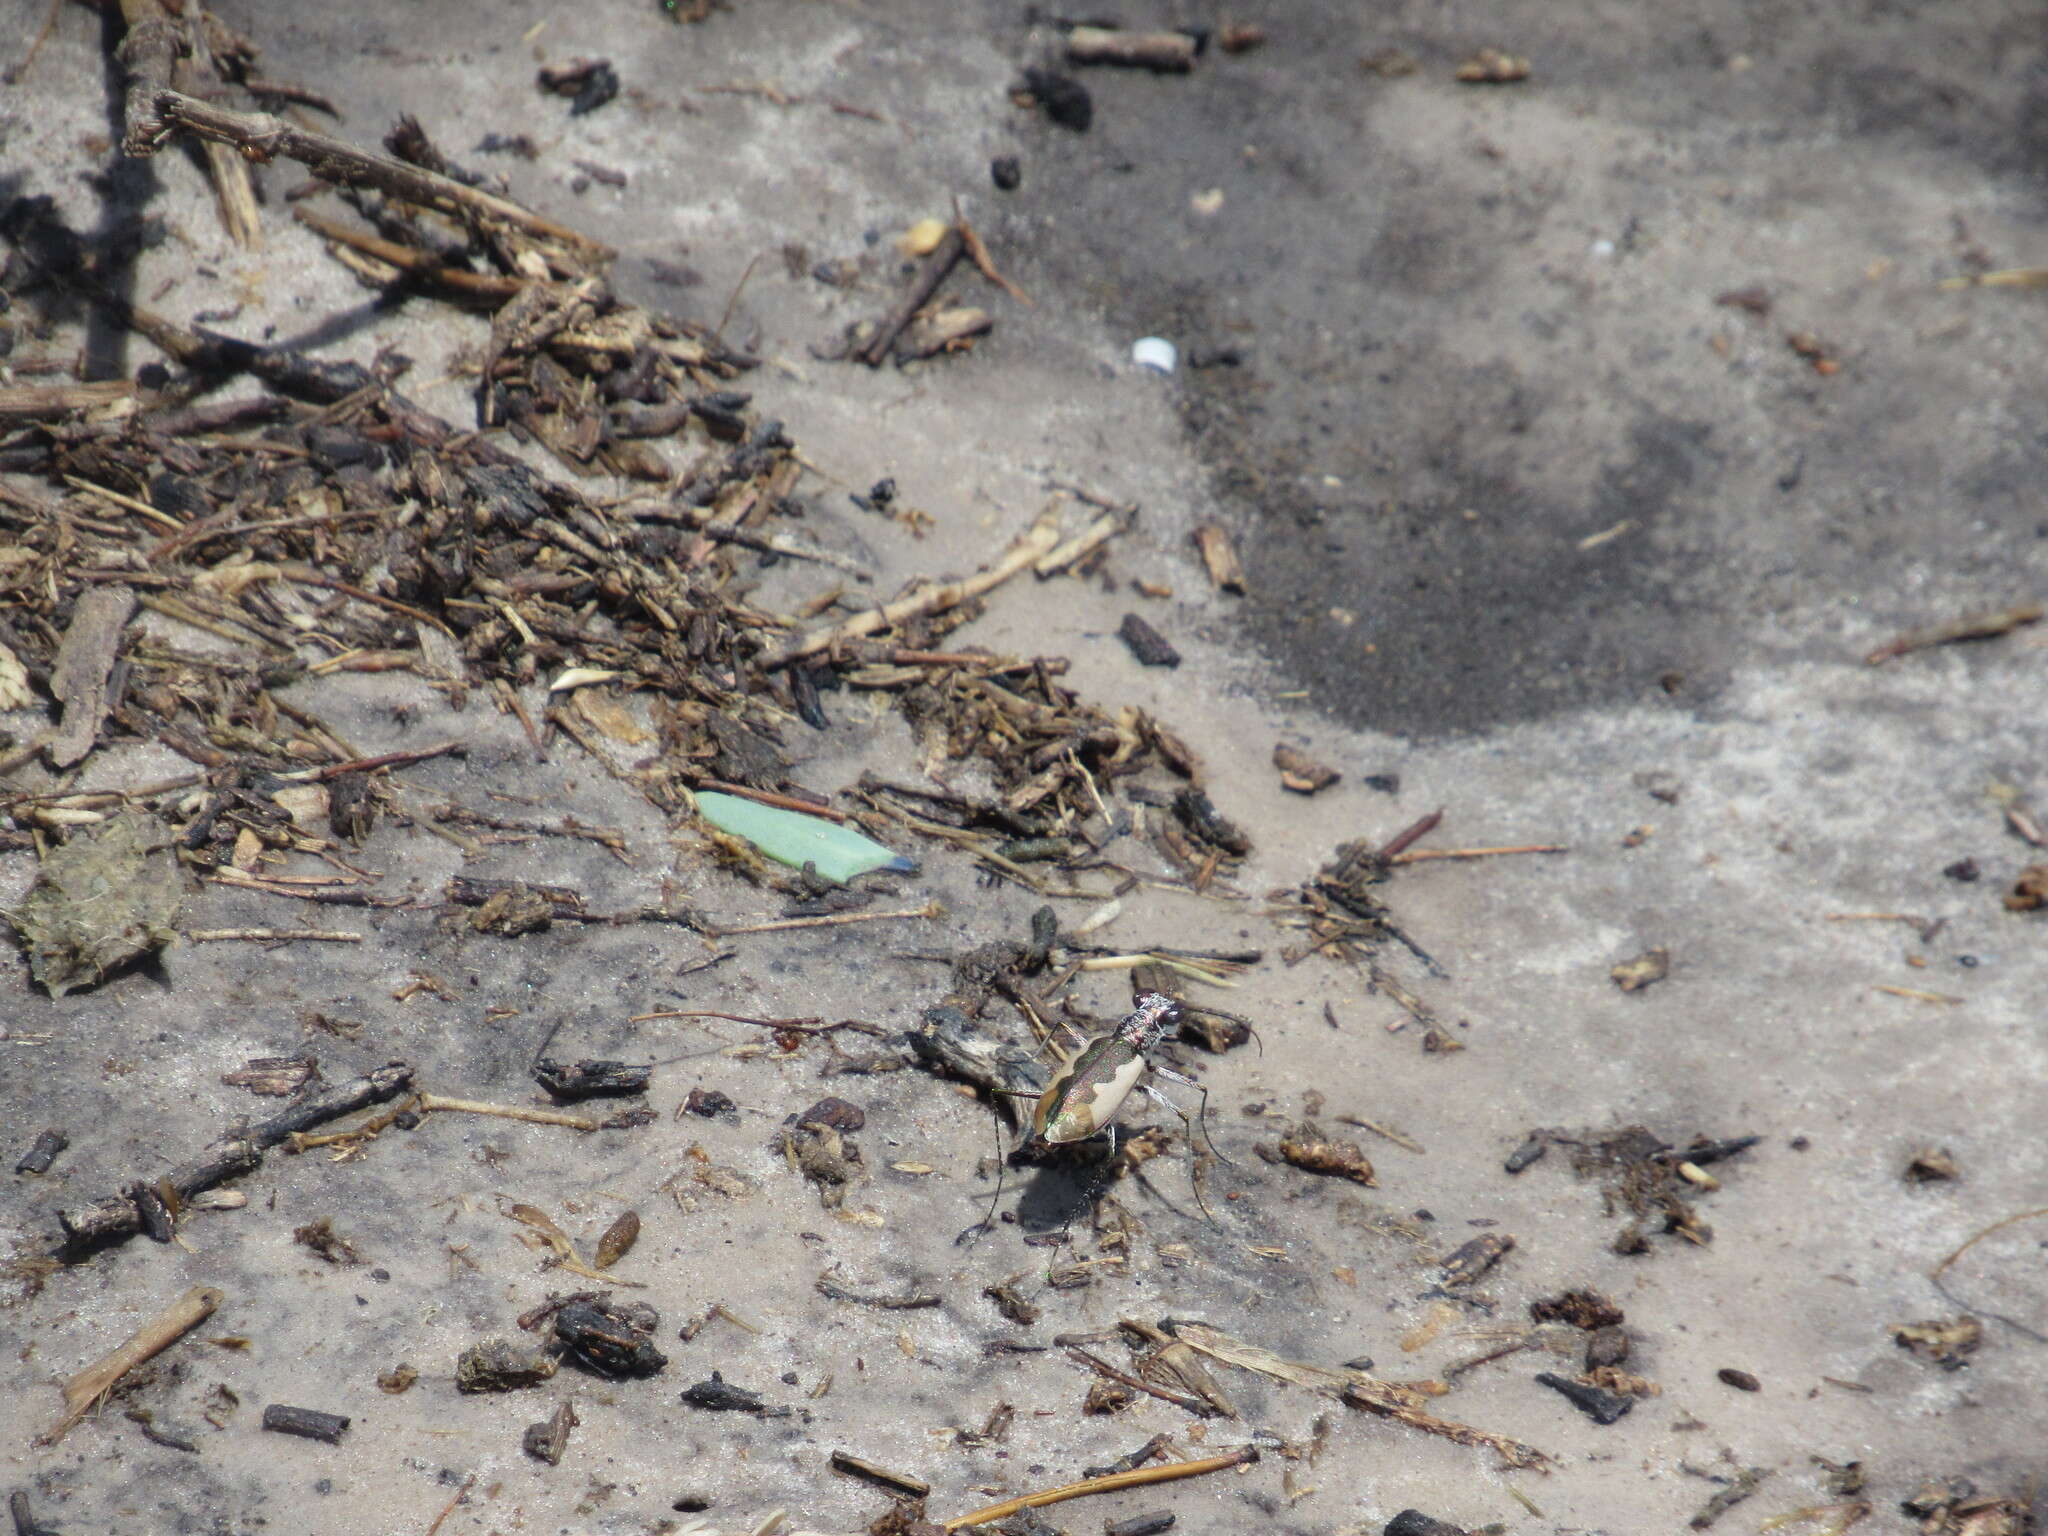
xmin=1005 ymin=1126 xmax=1202 ymax=1236
xmin=1009 ymin=1146 xmax=1118 ymax=1235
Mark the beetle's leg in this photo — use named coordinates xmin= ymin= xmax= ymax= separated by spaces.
xmin=1145 ymin=1065 xmax=1235 ymax=1169
xmin=959 ymin=1107 xmax=1034 ymax=1245
xmin=1135 ymin=1081 xmax=1220 ymax=1223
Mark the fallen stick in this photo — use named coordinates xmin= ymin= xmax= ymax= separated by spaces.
xmin=415 ymin=1094 xmax=599 ymax=1131
xmin=126 ymin=89 xmax=608 ymax=259
xmin=1387 ymin=844 xmax=1568 ymax=865
xmin=187 ymin=928 xmax=364 ymax=944
xmin=755 ymin=506 xmax=1063 ymax=668
xmin=42 ymin=1284 xmax=222 ymax=1444
xmin=0 ymin=381 xmax=135 ymax=421
xmin=1158 ymin=1318 xmax=1551 ymax=1471
xmin=1873 ymin=984 xmax=1962 ymax=1005
xmin=694 ymin=779 xmax=852 ymax=822
xmin=944 ymin=1448 xmax=1255 ymax=1531
xmin=174 ymin=5 xmax=261 ymax=248
xmin=957 ymin=216 xmax=1031 ymax=306
xmin=707 ymin=902 xmax=940 ymax=937
xmin=1034 ymin=510 xmax=1124 ymax=576
xmin=1066 ymin=1347 xmax=1217 ymax=1416
xmin=57 ymin=1061 xmax=414 ymax=1250
xmin=1864 ymin=603 xmax=2042 ymax=664
xmin=278 ymin=740 xmax=468 ymax=782
xmin=1065 ymin=25 xmax=1199 ymax=72
xmin=1939 ymin=266 xmax=2048 ymax=290
xmin=857 ymin=226 xmax=964 ymax=366
xmin=293 ymin=206 xmax=521 ymax=299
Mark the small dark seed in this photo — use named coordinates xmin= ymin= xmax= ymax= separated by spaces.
xmin=1718 ymin=1368 xmax=1761 ymax=1392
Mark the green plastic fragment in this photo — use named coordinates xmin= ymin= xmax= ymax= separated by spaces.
xmin=696 ymin=792 xmax=915 ymax=883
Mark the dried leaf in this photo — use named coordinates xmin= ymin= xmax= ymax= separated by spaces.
xmin=593 ymin=1210 xmax=640 ymax=1269
xmin=9 ymin=811 xmax=184 ymax=996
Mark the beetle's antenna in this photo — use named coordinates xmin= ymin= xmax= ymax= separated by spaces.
xmin=958 ymin=1094 xmax=1021 ymax=1246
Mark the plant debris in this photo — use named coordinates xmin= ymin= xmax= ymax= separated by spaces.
xmin=1534 ymin=1370 xmax=1633 ymax=1424
xmin=1905 ymin=1147 xmax=1960 ymax=1183
xmin=680 ymin=1371 xmax=790 ymax=1416
xmin=291 ymin=1216 xmax=364 ymax=1266
xmin=1274 ymin=744 xmax=1340 ymax=794
xmin=1529 ymin=1289 xmax=1623 ymax=1330
xmin=523 ymin=1402 xmax=579 ymax=1465
xmin=456 ymin=1339 xmax=559 ymax=1393
xmin=1611 ymin=947 xmax=1670 ymax=992
xmin=1689 ymin=1466 xmax=1768 ymax=1529
xmin=1557 ymin=1126 xmax=1758 ymax=1254
xmin=1889 ymin=1315 xmax=1982 ymax=1369
xmin=554 ymin=1295 xmax=667 ymax=1377
xmin=1260 ymin=1123 xmax=1378 ymax=1186
xmin=9 ymin=811 xmax=184 ymax=997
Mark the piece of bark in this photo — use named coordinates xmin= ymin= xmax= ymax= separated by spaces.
xmin=534 ymin=1057 xmax=652 ymax=1100
xmin=0 ymin=381 xmax=136 ymax=421
xmin=1263 ymin=1126 xmax=1376 ymax=1186
xmin=896 ymin=304 xmax=990 ymax=361
xmin=15 ymin=1129 xmax=68 ymax=1175
xmin=1065 ymin=26 xmax=1198 ymax=72
xmin=48 ymin=585 xmax=137 ymax=768
xmin=260 ymin=1404 xmax=350 ymax=1443
xmin=1534 ymin=1371 xmax=1632 ymax=1424
xmin=1274 ymin=744 xmax=1339 ymax=794
xmin=174 ymin=7 xmax=261 ymax=247
xmin=1191 ymin=525 xmax=1247 ymax=593
xmin=1118 ymin=613 xmax=1182 ymax=668
xmin=456 ymin=1339 xmax=558 ymax=1393
xmin=523 ymin=1402 xmax=578 ymax=1464
xmin=1441 ymin=1234 xmax=1516 ymax=1287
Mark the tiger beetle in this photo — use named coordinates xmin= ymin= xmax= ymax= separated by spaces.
xmin=961 ymin=990 xmax=1231 ymax=1243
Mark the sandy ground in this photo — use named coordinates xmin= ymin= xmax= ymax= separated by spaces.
xmin=2 ymin=3 xmax=2045 ymax=1535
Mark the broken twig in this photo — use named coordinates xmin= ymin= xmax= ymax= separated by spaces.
xmin=43 ymin=1285 xmax=221 ymax=1444
xmin=944 ymin=1448 xmax=1256 ymax=1531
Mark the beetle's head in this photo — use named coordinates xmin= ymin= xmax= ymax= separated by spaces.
xmin=1120 ymin=990 xmax=1183 ymax=1051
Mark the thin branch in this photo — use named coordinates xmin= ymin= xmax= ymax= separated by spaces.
xmin=755 ymin=507 xmax=1063 ymax=668
xmin=188 ymin=928 xmax=363 ymax=944
xmin=128 ymin=89 xmax=609 ymax=259
xmin=942 ymin=1448 xmax=1257 ymax=1531
xmin=706 ymin=902 xmax=940 ymax=937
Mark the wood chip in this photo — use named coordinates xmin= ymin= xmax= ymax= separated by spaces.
xmin=47 ymin=585 xmax=137 ymax=768
xmin=1191 ymin=525 xmax=1247 ymax=593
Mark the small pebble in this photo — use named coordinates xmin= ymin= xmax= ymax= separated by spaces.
xmin=1718 ymin=1368 xmax=1761 ymax=1392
